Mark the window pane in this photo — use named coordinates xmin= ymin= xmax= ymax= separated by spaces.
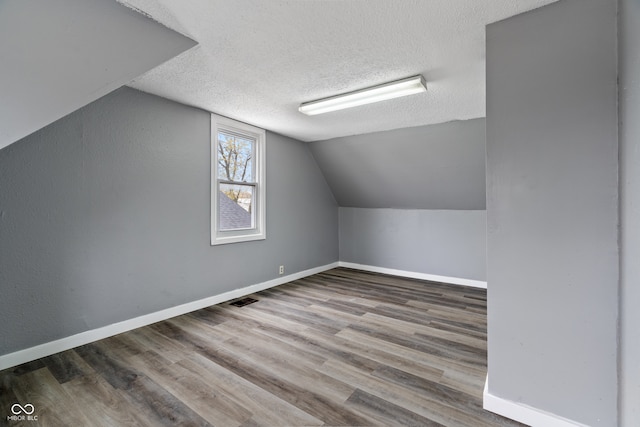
xmin=218 ymin=183 xmax=254 ymax=230
xmin=211 ymin=114 xmax=265 ymax=246
xmin=217 ymin=131 xmax=254 ymax=182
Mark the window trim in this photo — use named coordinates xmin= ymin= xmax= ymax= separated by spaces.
xmin=211 ymin=114 xmax=266 ymax=245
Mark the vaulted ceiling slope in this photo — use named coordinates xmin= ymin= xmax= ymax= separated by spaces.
xmin=0 ymin=0 xmax=196 ymax=151
xmin=310 ymin=119 xmax=486 ymax=210
xmin=121 ymin=0 xmax=557 ymax=142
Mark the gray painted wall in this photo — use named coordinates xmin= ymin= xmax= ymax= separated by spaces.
xmin=486 ymin=0 xmax=618 ymax=425
xmin=0 ymin=0 xmax=196 ymax=151
xmin=312 ymin=120 xmax=487 ymax=284
xmin=619 ymin=0 xmax=640 ymax=424
xmin=309 ymin=119 xmax=486 ymax=210
xmin=0 ymin=87 xmax=338 ymax=356
xmin=340 ymin=208 xmax=486 ymax=281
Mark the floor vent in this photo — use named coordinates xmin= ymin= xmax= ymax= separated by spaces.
xmin=230 ymin=297 xmax=258 ymax=307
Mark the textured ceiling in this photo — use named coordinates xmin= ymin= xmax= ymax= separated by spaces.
xmin=120 ymin=0 xmax=557 ymax=142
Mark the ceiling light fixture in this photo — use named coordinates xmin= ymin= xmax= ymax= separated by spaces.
xmin=299 ymin=75 xmax=427 ymax=116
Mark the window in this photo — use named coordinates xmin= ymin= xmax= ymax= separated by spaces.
xmin=211 ymin=114 xmax=266 ymax=245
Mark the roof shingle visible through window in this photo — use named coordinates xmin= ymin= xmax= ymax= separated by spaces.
xmin=219 ymin=191 xmax=251 ymax=230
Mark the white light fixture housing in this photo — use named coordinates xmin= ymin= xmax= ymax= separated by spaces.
xmin=299 ymin=75 xmax=427 ymax=116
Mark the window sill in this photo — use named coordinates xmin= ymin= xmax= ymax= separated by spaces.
xmin=211 ymin=232 xmax=266 ymax=246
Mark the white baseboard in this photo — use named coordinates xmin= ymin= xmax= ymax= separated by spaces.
xmin=483 ymin=375 xmax=589 ymax=427
xmin=0 ymin=262 xmax=339 ymax=371
xmin=338 ymin=261 xmax=487 ymax=289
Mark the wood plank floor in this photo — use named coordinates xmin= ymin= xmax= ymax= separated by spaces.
xmin=0 ymin=268 xmax=523 ymax=426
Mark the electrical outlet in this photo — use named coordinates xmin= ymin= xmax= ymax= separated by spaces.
xmin=279 ymin=265 xmax=284 ymax=275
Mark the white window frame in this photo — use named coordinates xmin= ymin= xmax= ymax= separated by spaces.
xmin=211 ymin=114 xmax=266 ymax=245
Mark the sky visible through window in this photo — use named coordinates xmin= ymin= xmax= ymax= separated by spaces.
xmin=217 ymin=131 xmax=254 ymax=230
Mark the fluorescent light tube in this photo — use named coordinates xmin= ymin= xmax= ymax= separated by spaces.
xmin=299 ymin=75 xmax=426 ymax=116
